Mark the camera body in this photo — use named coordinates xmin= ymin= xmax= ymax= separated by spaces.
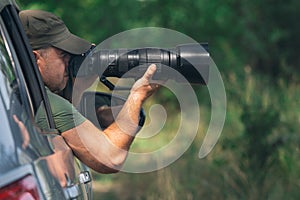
xmin=69 ymin=43 xmax=210 ymax=85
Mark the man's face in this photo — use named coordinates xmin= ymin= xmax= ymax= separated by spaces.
xmin=37 ymin=47 xmax=70 ymax=93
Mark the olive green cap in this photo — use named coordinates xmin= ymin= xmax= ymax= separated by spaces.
xmin=19 ymin=10 xmax=92 ymax=55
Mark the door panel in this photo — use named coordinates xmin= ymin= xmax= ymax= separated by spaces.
xmin=0 ymin=4 xmax=91 ymax=199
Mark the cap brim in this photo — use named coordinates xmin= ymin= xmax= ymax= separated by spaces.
xmin=53 ymin=33 xmax=92 ymax=55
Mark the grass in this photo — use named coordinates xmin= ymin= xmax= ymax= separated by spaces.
xmin=90 ymin=72 xmax=300 ymax=200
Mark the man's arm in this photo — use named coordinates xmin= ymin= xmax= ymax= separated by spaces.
xmin=61 ymin=64 xmax=158 ymax=173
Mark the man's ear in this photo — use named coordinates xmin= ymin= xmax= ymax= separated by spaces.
xmin=33 ymin=50 xmax=44 ymax=69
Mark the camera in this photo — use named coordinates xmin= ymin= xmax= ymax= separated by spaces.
xmin=69 ymin=43 xmax=210 ymax=85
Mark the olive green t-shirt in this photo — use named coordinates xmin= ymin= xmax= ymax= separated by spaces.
xmin=36 ymin=88 xmax=86 ymax=133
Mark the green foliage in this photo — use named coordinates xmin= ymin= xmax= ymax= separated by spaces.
xmin=17 ymin=0 xmax=300 ymax=199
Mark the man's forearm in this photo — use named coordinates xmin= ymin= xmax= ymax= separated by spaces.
xmin=103 ymin=64 xmax=157 ymax=150
xmin=103 ymin=93 xmax=143 ymax=150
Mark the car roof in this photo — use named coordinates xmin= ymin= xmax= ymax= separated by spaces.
xmin=0 ymin=0 xmax=18 ymax=12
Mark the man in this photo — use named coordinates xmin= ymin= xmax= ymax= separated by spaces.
xmin=19 ymin=10 xmax=159 ymax=173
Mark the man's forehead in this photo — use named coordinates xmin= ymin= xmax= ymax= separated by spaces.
xmin=51 ymin=46 xmax=70 ymax=55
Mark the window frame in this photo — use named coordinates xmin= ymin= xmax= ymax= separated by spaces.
xmin=0 ymin=5 xmax=58 ymax=133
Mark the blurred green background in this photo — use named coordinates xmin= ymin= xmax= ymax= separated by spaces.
xmin=17 ymin=0 xmax=300 ymax=199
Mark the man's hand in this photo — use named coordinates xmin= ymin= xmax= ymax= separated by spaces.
xmin=130 ymin=64 xmax=160 ymax=104
xmin=95 ymin=64 xmax=159 ymax=130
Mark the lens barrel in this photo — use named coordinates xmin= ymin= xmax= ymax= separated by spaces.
xmin=72 ymin=43 xmax=209 ymax=85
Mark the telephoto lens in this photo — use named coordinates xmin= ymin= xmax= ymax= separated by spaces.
xmin=70 ymin=43 xmax=210 ymax=85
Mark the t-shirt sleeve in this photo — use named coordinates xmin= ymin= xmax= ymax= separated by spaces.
xmin=37 ymin=89 xmax=86 ymax=133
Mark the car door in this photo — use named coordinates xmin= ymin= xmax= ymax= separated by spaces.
xmin=0 ymin=2 xmax=92 ymax=199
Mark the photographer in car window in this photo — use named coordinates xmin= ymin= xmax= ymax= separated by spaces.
xmin=19 ymin=10 xmax=160 ymax=173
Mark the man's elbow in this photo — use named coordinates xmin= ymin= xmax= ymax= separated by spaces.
xmin=106 ymin=151 xmax=127 ymax=172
